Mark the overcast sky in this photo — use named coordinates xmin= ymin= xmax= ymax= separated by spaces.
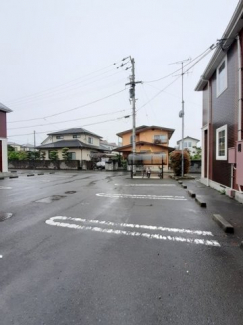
xmin=0 ymin=0 xmax=240 ymax=147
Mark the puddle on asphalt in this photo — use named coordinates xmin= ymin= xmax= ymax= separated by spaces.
xmin=35 ymin=195 xmax=66 ymax=203
xmin=0 ymin=213 xmax=13 ymax=222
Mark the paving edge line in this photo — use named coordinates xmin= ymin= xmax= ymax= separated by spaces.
xmin=195 ymin=196 xmax=207 ymax=208
xmin=212 ymin=214 xmax=234 ymax=234
xmin=188 ymin=190 xmax=196 ymax=198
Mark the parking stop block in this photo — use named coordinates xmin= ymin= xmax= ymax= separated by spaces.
xmin=212 ymin=214 xmax=234 ymax=234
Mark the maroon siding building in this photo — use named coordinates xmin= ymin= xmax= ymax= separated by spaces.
xmin=195 ymin=1 xmax=243 ymax=203
xmin=0 ymin=102 xmax=12 ymax=173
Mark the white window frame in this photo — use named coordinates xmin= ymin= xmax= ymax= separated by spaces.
xmin=73 ymin=135 xmax=80 ymax=139
xmin=88 ymin=137 xmax=93 ymax=144
xmin=56 ymin=135 xmax=64 ymax=140
xmin=216 ymin=56 xmax=227 ymax=97
xmin=216 ymin=124 xmax=228 ymax=160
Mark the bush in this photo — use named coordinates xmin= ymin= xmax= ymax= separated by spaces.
xmin=49 ymin=150 xmax=59 ymax=161
xmin=170 ymin=150 xmax=190 ymax=176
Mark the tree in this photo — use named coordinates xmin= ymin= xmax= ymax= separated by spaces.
xmin=49 ymin=150 xmax=59 ymax=161
xmin=170 ymin=150 xmax=190 ymax=176
xmin=190 ymin=147 xmax=202 ymax=160
xmin=62 ymin=147 xmax=70 ymax=160
xmin=8 ymin=145 xmax=15 ymax=152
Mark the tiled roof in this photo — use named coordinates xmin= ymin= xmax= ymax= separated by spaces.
xmin=116 ymin=125 xmax=175 ymax=139
xmin=47 ymin=128 xmax=102 ymax=138
xmin=36 ymin=139 xmax=104 ymax=151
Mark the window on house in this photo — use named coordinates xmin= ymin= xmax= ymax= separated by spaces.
xmin=188 ymin=142 xmax=192 ymax=148
xmin=68 ymin=152 xmax=76 ymax=160
xmin=73 ymin=135 xmax=80 ymax=139
xmin=216 ymin=125 xmax=227 ymax=160
xmin=154 ymin=135 xmax=167 ymax=144
xmin=88 ymin=137 xmax=93 ymax=144
xmin=217 ymin=57 xmax=227 ymax=97
xmin=183 ymin=142 xmax=188 ymax=148
xmin=56 ymin=136 xmax=63 ymax=139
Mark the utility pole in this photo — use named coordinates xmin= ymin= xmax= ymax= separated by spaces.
xmin=125 ymin=56 xmax=142 ymax=175
xmin=170 ymin=58 xmax=190 ymax=177
xmin=34 ymin=130 xmax=36 ymax=149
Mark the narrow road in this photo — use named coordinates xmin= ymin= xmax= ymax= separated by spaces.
xmin=0 ymin=171 xmax=243 ymax=325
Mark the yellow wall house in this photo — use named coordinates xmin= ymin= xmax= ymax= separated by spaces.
xmin=116 ymin=125 xmax=175 ymax=171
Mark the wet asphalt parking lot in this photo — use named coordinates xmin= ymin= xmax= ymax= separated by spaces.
xmin=0 ymin=170 xmax=243 ymax=325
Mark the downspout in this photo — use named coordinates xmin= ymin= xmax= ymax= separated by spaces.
xmin=237 ymin=35 xmax=243 ymax=193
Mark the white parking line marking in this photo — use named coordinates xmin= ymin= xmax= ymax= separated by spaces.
xmin=96 ymin=193 xmax=187 ymax=200
xmin=51 ymin=217 xmax=213 ymax=236
xmin=114 ymin=184 xmax=176 ymax=187
xmin=0 ymin=255 xmax=3 ymax=258
xmin=0 ymin=186 xmax=12 ymax=190
xmin=45 ymin=217 xmax=220 ymax=247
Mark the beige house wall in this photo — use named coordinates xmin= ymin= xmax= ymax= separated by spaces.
xmin=40 ymin=148 xmax=92 ymax=162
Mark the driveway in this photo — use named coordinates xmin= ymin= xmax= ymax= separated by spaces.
xmin=0 ymin=170 xmax=243 ymax=325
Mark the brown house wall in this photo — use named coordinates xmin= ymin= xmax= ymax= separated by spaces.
xmin=210 ymin=40 xmax=238 ymax=187
xmin=0 ymin=111 xmax=7 ymax=138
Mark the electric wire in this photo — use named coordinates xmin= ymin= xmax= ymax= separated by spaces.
xmin=8 ymin=115 xmax=131 ymax=138
xmin=143 ymin=44 xmax=216 ymax=83
xmin=8 ymin=88 xmax=127 ymax=123
xmin=8 ymin=70 xmax=125 ymax=108
xmin=8 ymin=109 xmax=130 ymax=130
xmin=137 ymin=46 xmax=216 ymax=111
xmin=7 ymin=59 xmax=127 ymax=105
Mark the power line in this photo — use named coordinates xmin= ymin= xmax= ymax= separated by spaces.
xmin=8 ymin=115 xmax=131 ymax=138
xmin=137 ymin=46 xmax=216 ymax=111
xmin=9 ymin=70 xmax=125 ymax=108
xmin=143 ymin=44 xmax=215 ymax=83
xmin=8 ymin=88 xmax=127 ymax=123
xmin=7 ymin=59 xmax=126 ymax=105
xmin=137 ymin=76 xmax=181 ymax=112
xmin=8 ymin=109 xmax=130 ymax=130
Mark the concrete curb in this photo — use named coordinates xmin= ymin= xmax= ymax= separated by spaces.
xmin=181 ymin=183 xmax=187 ymax=189
xmin=212 ymin=214 xmax=234 ymax=234
xmin=195 ymin=196 xmax=207 ymax=208
xmin=27 ymin=174 xmax=35 ymax=177
xmin=9 ymin=175 xmax=19 ymax=179
xmin=188 ymin=190 xmax=196 ymax=198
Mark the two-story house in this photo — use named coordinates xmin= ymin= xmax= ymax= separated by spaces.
xmin=195 ymin=0 xmax=243 ymax=202
xmin=116 ymin=125 xmax=175 ymax=170
xmin=177 ymin=136 xmax=200 ymax=156
xmin=37 ymin=128 xmax=106 ymax=169
xmin=0 ymin=102 xmax=12 ymax=173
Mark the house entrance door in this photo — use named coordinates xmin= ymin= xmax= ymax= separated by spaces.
xmin=0 ymin=140 xmax=2 ymax=172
